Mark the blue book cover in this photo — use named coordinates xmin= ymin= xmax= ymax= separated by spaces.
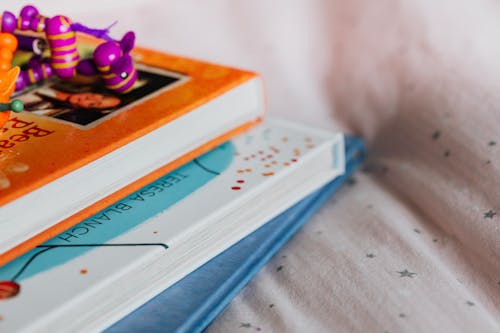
xmin=106 ymin=136 xmax=365 ymax=333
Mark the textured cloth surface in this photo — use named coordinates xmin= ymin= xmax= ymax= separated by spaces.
xmin=4 ymin=1 xmax=500 ymax=332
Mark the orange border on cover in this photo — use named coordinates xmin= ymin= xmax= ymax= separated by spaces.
xmin=0 ymin=118 xmax=262 ymax=267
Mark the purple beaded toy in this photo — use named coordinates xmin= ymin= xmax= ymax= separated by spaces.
xmin=0 ymin=5 xmax=138 ymax=94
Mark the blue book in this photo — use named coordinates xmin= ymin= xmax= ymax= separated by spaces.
xmin=106 ymin=136 xmax=364 ymax=333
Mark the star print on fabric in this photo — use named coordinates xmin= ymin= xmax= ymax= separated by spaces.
xmin=366 ymin=253 xmax=376 ymax=259
xmin=466 ymin=301 xmax=475 ymax=306
xmin=399 ymin=313 xmax=406 ymax=318
xmin=432 ymin=130 xmax=441 ymax=140
xmin=239 ymin=323 xmax=261 ymax=331
xmin=397 ymin=269 xmax=417 ymax=278
xmin=276 ymin=265 xmax=283 ymax=272
xmin=483 ymin=210 xmax=496 ymax=219
xmin=488 ymin=141 xmax=496 ymax=146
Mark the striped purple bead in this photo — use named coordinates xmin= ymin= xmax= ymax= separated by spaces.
xmin=30 ymin=15 xmax=47 ymax=33
xmin=93 ymin=41 xmax=138 ymax=94
xmin=16 ymin=61 xmax=54 ymax=91
xmin=46 ymin=15 xmax=79 ymax=79
xmin=105 ymin=66 xmax=137 ymax=93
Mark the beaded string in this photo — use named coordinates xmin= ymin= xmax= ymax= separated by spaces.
xmin=0 ymin=4 xmax=138 ymax=97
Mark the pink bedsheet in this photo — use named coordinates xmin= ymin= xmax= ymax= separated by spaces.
xmin=5 ymin=1 xmax=499 ymax=331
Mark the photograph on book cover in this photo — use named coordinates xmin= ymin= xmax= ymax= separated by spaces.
xmin=0 ymin=122 xmax=340 ymax=332
xmin=14 ymin=63 xmax=189 ymax=129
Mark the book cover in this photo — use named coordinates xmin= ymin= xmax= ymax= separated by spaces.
xmin=0 ymin=119 xmax=343 ymax=332
xmin=106 ymin=136 xmax=364 ymax=333
xmin=0 ymin=39 xmax=263 ymax=266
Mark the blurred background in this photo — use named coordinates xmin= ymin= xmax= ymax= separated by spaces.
xmin=3 ymin=2 xmax=500 ymax=331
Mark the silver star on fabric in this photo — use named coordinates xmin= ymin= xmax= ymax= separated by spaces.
xmin=483 ymin=210 xmax=496 ymax=219
xmin=397 ymin=269 xmax=417 ymax=278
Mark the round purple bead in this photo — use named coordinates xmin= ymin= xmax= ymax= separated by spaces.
xmin=18 ymin=6 xmax=39 ymax=31
xmin=93 ymin=42 xmax=121 ymax=67
xmin=76 ymin=59 xmax=98 ymax=76
xmin=20 ymin=5 xmax=39 ymax=20
xmin=30 ymin=16 xmax=46 ymax=33
xmin=15 ymin=75 xmax=26 ymax=91
xmin=1 ymin=11 xmax=16 ymax=33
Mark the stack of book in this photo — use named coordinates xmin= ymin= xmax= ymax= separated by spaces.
xmin=0 ymin=35 xmax=364 ymax=332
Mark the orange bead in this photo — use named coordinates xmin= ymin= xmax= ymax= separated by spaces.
xmin=0 ymin=33 xmax=17 ymax=53
xmin=0 ymin=60 xmax=10 ymax=72
xmin=0 ymin=111 xmax=9 ymax=129
xmin=0 ymin=48 xmax=12 ymax=62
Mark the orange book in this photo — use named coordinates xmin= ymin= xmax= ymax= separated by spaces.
xmin=0 ymin=43 xmax=265 ymax=266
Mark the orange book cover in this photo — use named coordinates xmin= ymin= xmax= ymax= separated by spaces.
xmin=0 ymin=41 xmax=263 ymax=266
